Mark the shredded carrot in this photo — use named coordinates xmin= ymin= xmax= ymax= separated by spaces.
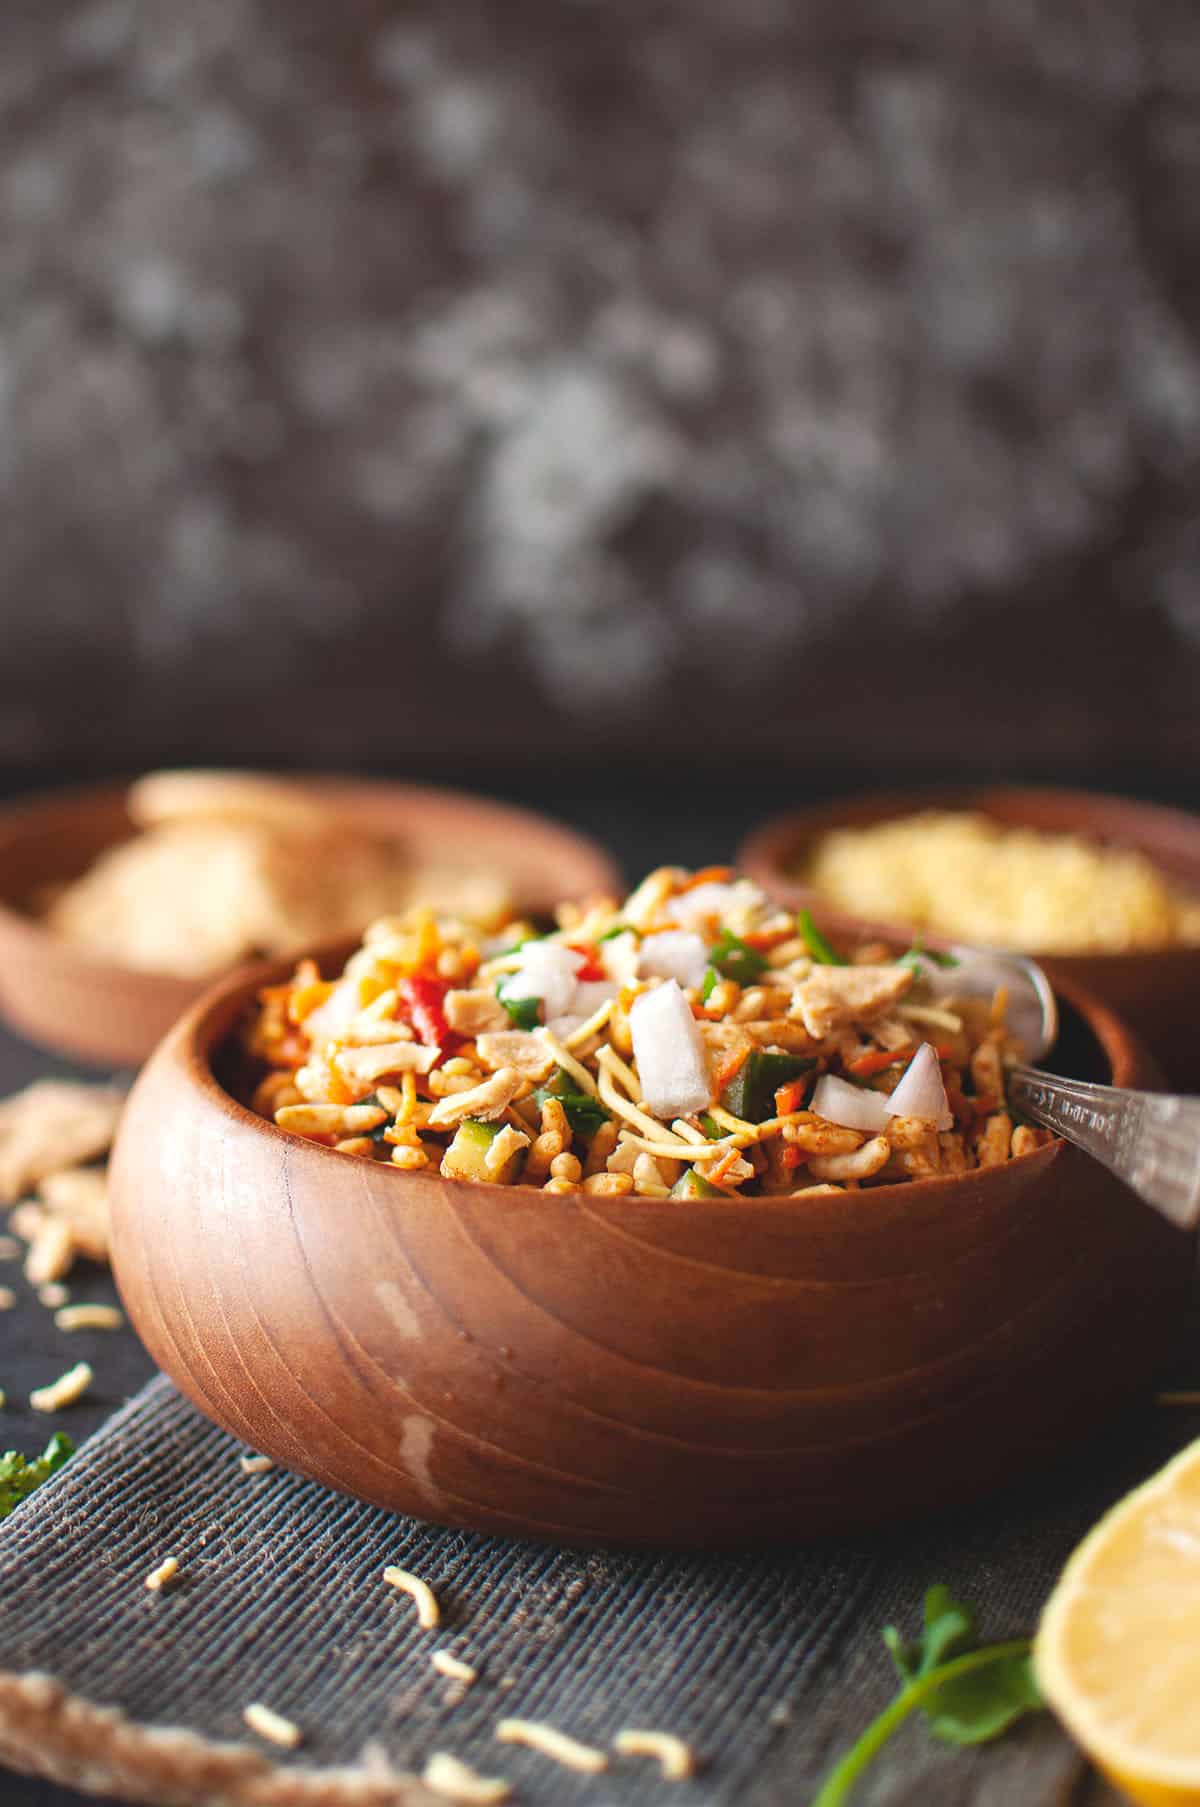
xmin=706 ymin=1147 xmax=743 ymax=1185
xmin=289 ymin=980 xmax=334 ymax=1025
xmin=851 ymin=1043 xmax=916 ymax=1078
xmin=712 ymin=1044 xmax=751 ymax=1091
xmin=679 ymin=866 xmax=732 ymax=891
xmin=313 ymin=1041 xmax=357 ymax=1106
xmin=774 ymin=1075 xmax=812 ymax=1115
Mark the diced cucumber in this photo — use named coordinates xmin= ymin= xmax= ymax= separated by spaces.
xmin=440 ymin=1118 xmax=524 ymax=1185
xmin=670 ymin=1167 xmax=723 ymax=1199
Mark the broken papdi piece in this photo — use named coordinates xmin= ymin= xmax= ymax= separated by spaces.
xmin=0 ymin=1082 xmax=124 ymax=1205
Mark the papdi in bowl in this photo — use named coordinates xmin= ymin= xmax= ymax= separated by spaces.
xmin=243 ymin=868 xmax=1051 ymax=1198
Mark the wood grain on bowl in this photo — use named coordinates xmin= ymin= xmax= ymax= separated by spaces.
xmin=0 ymin=779 xmax=621 ymax=1068
xmin=739 ymin=786 xmax=1200 ymax=1093
xmin=108 ymin=953 xmax=1191 ymax=1549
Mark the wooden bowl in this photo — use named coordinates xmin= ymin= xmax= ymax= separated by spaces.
xmin=739 ymin=786 xmax=1200 ymax=1092
xmin=107 ymin=952 xmax=1190 ymax=1549
xmin=0 ymin=778 xmax=621 ymax=1069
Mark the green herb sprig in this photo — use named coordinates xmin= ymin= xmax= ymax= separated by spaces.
xmin=810 ymin=1586 xmax=1041 ymax=1806
xmin=797 ymin=910 xmax=845 ymax=966
xmin=705 ymin=929 xmax=767 ymax=988
xmin=0 ymin=1434 xmax=74 ymax=1521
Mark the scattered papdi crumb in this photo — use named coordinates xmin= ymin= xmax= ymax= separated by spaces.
xmin=431 ymin=1651 xmax=477 ymax=1685
xmin=423 ymin=1752 xmax=512 ymax=1804
xmin=0 ymin=1286 xmax=15 ymax=1310
xmin=242 ymin=1703 xmax=303 ymax=1749
xmin=384 ymin=1564 xmax=440 ymax=1629
xmin=496 ymin=1719 xmax=608 ymax=1774
xmin=615 ymin=1729 xmax=696 ymax=1780
xmin=38 ymin=1282 xmax=70 ymax=1308
xmin=30 ymin=1361 xmax=93 ymax=1413
xmin=145 ymin=1556 xmax=180 ymax=1592
xmin=25 ymin=1218 xmax=74 ymax=1288
xmin=55 ymin=1303 xmax=124 ymax=1332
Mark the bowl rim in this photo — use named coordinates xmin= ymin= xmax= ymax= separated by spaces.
xmin=162 ymin=938 xmax=1148 ymax=1223
xmin=0 ymin=773 xmax=624 ymax=988
xmin=738 ymin=783 xmax=1200 ymax=966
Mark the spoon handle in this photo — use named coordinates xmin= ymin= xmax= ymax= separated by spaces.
xmin=1007 ymin=1065 xmax=1200 ymax=1230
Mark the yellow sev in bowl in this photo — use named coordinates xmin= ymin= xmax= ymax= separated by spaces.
xmin=799 ymin=811 xmax=1200 ymax=955
xmin=243 ymin=868 xmax=1049 ymax=1199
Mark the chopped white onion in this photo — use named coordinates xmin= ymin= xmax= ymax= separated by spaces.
xmin=810 ymin=1074 xmax=892 ymax=1134
xmin=503 ymin=941 xmax=586 ymax=1021
xmin=629 ymin=980 xmax=712 ymax=1119
xmin=600 ymin=929 xmax=641 ymax=988
xmin=670 ymin=879 xmax=763 ymax=928
xmin=638 ymin=930 xmax=709 ymax=991
xmin=885 ymin=1042 xmax=953 ymax=1129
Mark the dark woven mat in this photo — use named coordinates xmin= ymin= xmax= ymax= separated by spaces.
xmin=4 ymin=1371 xmax=1189 ymax=1806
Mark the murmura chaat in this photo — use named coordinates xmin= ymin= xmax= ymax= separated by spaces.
xmin=244 ymin=868 xmax=1052 ymax=1197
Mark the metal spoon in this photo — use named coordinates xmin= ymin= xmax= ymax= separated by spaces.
xmin=916 ymin=947 xmax=1200 ymax=1230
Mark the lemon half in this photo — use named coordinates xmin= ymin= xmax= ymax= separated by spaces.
xmin=1035 ymin=1439 xmax=1200 ymax=1807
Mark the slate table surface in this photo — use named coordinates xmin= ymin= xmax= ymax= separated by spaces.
xmin=1 ymin=773 xmax=1198 ymax=1807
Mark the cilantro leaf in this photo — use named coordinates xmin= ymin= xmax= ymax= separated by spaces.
xmin=811 ymin=1586 xmax=1041 ymax=1805
xmin=0 ymin=1434 xmax=74 ymax=1521
xmin=884 ymin=1583 xmax=975 ymax=1680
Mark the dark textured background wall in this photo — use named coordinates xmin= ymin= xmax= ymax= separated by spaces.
xmin=1 ymin=0 xmax=1197 ymax=782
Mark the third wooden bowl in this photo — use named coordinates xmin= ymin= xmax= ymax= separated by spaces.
xmin=740 ymin=786 xmax=1200 ymax=1092
xmin=107 ymin=951 xmax=1190 ymax=1549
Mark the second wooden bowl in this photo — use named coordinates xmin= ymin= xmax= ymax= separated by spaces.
xmin=739 ymin=786 xmax=1200 ymax=1092
xmin=107 ymin=953 xmax=1190 ymax=1549
xmin=0 ymin=778 xmax=620 ymax=1069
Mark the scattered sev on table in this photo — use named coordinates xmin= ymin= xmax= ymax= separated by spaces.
xmin=423 ymin=1752 xmax=512 ymax=1804
xmin=495 ymin=1718 xmax=608 ymax=1774
xmin=55 ymin=1303 xmax=124 ymax=1332
xmin=144 ymin=1556 xmax=180 ymax=1593
xmin=29 ymin=1362 xmax=93 ymax=1414
xmin=242 ymin=1703 xmax=303 ymax=1749
xmin=239 ymin=1452 xmax=275 ymax=1475
xmin=384 ymin=1564 xmax=440 ymax=1628
xmin=0 ymin=1286 xmax=14 ymax=1311
xmin=431 ymin=1651 xmax=478 ymax=1684
xmin=615 ymin=1727 xmax=697 ymax=1779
